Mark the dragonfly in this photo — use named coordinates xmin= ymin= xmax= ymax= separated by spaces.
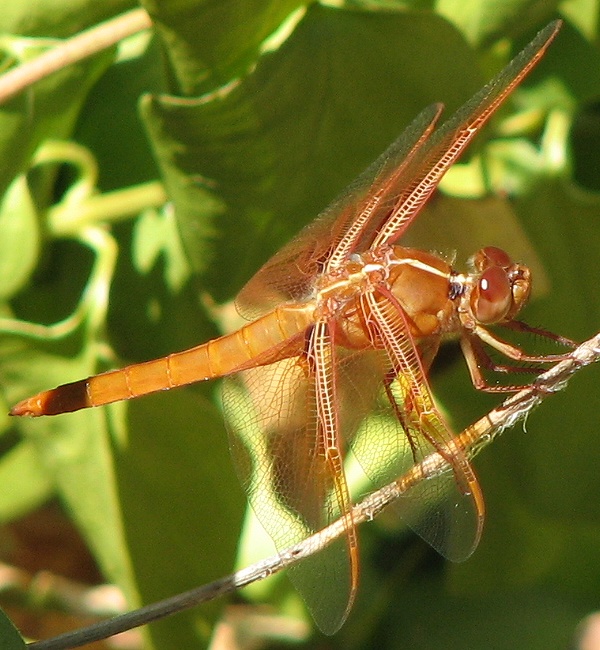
xmin=11 ymin=21 xmax=569 ymax=634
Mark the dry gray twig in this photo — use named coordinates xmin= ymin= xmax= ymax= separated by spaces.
xmin=26 ymin=331 xmax=600 ymax=649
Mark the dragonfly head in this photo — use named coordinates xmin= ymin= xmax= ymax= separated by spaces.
xmin=468 ymin=246 xmax=532 ymax=325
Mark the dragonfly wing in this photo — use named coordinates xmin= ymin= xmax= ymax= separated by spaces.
xmin=352 ymin=367 xmax=483 ymax=560
xmin=235 ymin=103 xmax=443 ymax=319
xmin=237 ymin=21 xmax=561 ymax=319
xmin=223 ymin=324 xmax=357 ymax=634
xmin=369 ymin=21 xmax=561 ymax=249
xmin=346 ymin=291 xmax=484 ymax=561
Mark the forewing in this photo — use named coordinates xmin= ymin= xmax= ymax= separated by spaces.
xmin=236 ymin=21 xmax=561 ymax=320
xmin=348 ymin=291 xmax=484 ymax=561
xmin=369 ymin=21 xmax=561 ymax=249
xmin=349 ymin=357 xmax=484 ymax=561
xmin=235 ymin=104 xmax=442 ymax=319
xmin=223 ymin=346 xmax=355 ymax=634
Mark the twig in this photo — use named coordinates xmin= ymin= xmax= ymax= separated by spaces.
xmin=0 ymin=561 xmax=126 ymax=618
xmin=0 ymin=8 xmax=152 ymax=105
xmin=26 ymin=331 xmax=600 ymax=650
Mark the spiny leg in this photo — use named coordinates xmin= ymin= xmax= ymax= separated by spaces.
xmin=500 ymin=320 xmax=577 ymax=349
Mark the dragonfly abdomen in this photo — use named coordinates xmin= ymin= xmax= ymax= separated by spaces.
xmin=10 ymin=304 xmax=314 ymax=417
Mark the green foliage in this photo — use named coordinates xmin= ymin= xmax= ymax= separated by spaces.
xmin=0 ymin=1 xmax=600 ymax=648
xmin=0 ymin=609 xmax=27 ymax=649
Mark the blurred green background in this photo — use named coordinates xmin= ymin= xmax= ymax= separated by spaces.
xmin=1 ymin=1 xmax=600 ymax=648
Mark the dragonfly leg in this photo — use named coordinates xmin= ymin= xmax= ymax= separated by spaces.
xmin=383 ymin=364 xmax=463 ymax=472
xmin=460 ymin=332 xmax=565 ymax=393
xmin=383 ymin=368 xmax=420 ymax=463
xmin=500 ymin=320 xmax=578 ymax=348
xmin=462 ymin=335 xmax=512 ymax=393
xmin=470 ymin=323 xmax=574 ymax=364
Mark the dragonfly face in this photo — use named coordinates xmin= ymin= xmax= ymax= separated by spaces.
xmin=464 ymin=246 xmax=533 ymax=326
xmin=470 ymin=248 xmax=532 ymax=330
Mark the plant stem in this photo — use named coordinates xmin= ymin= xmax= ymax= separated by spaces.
xmin=0 ymin=8 xmax=152 ymax=105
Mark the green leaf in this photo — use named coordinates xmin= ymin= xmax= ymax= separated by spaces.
xmin=2 ymin=347 xmax=138 ymax=602
xmin=0 ymin=35 xmax=114 ymax=199
xmin=0 ymin=176 xmax=40 ymax=300
xmin=142 ymin=7 xmax=480 ymax=298
xmin=115 ymin=388 xmax=244 ymax=648
xmin=132 ymin=206 xmax=191 ymax=293
xmin=0 ymin=0 xmax=135 ymax=37
xmin=0 ymin=441 xmax=53 ymax=522
xmin=363 ymin=576 xmax=581 ymax=650
xmin=75 ymin=32 xmax=164 ymax=192
xmin=0 ymin=609 xmax=26 ymax=649
xmin=140 ymin=0 xmax=306 ymax=94
xmin=436 ymin=0 xmax=562 ymax=44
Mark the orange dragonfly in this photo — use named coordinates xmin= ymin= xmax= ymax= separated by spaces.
xmin=11 ymin=21 xmax=568 ymax=634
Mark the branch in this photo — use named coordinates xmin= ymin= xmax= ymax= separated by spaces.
xmin=26 ymin=331 xmax=600 ymax=650
xmin=0 ymin=9 xmax=152 ymax=105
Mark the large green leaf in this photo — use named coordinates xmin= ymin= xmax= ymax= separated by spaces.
xmin=140 ymin=0 xmax=306 ymax=94
xmin=1 ymin=346 xmax=138 ymax=599
xmin=0 ymin=0 xmax=134 ymax=37
xmin=0 ymin=609 xmax=26 ymax=649
xmin=142 ymin=7 xmax=480 ymax=297
xmin=115 ymin=389 xmax=243 ymax=648
xmin=0 ymin=35 xmax=114 ymax=199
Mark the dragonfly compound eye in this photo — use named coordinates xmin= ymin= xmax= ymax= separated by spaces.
xmin=471 ymin=265 xmax=512 ymax=324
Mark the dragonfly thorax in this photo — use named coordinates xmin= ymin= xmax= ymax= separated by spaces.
xmin=315 ymin=246 xmax=458 ymax=348
xmin=313 ymin=249 xmax=392 ymax=315
xmin=313 ymin=245 xmax=532 ymax=350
